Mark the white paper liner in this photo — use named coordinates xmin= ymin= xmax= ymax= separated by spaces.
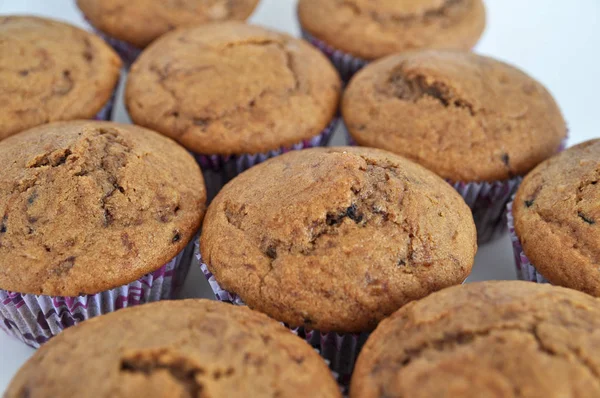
xmin=0 ymin=244 xmax=195 ymax=348
xmin=301 ymin=29 xmax=368 ymax=82
xmin=507 ymin=201 xmax=550 ymax=284
xmin=195 ymin=241 xmax=366 ymax=388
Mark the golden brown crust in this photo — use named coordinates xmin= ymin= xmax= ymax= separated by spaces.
xmin=343 ymin=51 xmax=567 ymax=182
xmin=298 ymin=0 xmax=486 ymax=60
xmin=77 ymin=0 xmax=261 ymax=48
xmin=5 ymin=300 xmax=341 ymax=398
xmin=0 ymin=121 xmax=206 ymax=296
xmin=200 ymin=147 xmax=477 ymax=333
xmin=351 ymin=281 xmax=600 ymax=398
xmin=0 ymin=16 xmax=122 ymax=141
xmin=514 ymin=140 xmax=600 ymax=295
xmin=126 ymin=23 xmax=341 ymax=156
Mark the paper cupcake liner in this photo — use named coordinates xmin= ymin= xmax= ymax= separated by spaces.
xmin=195 ymin=242 xmax=367 ymax=387
xmin=452 ymin=177 xmax=522 ymax=244
xmin=87 ymin=25 xmax=142 ymax=68
xmin=301 ymin=29 xmax=368 ymax=83
xmin=197 ymin=118 xmax=338 ymax=201
xmin=93 ymin=76 xmax=120 ymax=121
xmin=507 ymin=201 xmax=550 ymax=284
xmin=0 ymin=243 xmax=195 ymax=348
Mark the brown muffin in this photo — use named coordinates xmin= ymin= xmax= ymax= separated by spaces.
xmin=126 ymin=22 xmax=341 ymax=156
xmin=513 ymin=140 xmax=600 ymax=295
xmin=5 ymin=299 xmax=341 ymax=398
xmin=200 ymin=147 xmax=477 ymax=333
xmin=298 ymin=0 xmax=486 ymax=61
xmin=0 ymin=121 xmax=206 ymax=296
xmin=351 ymin=281 xmax=600 ymax=398
xmin=343 ymin=50 xmax=567 ymax=182
xmin=0 ymin=16 xmax=122 ymax=141
xmin=77 ymin=0 xmax=261 ymax=49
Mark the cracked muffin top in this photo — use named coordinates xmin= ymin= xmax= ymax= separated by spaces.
xmin=343 ymin=51 xmax=567 ymax=182
xmin=200 ymin=147 xmax=477 ymax=333
xmin=5 ymin=300 xmax=341 ymax=398
xmin=351 ymin=281 xmax=600 ymax=398
xmin=514 ymin=140 xmax=600 ymax=296
xmin=125 ymin=22 xmax=341 ymax=156
xmin=77 ymin=0 xmax=261 ymax=49
xmin=298 ymin=0 xmax=486 ymax=61
xmin=0 ymin=121 xmax=206 ymax=296
xmin=0 ymin=16 xmax=121 ymax=142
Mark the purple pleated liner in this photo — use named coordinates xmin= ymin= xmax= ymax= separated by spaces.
xmin=301 ymin=29 xmax=368 ymax=83
xmin=506 ymin=201 xmax=550 ymax=284
xmin=88 ymin=27 xmax=142 ymax=68
xmin=0 ymin=242 xmax=196 ymax=348
xmin=196 ymin=118 xmax=339 ymax=201
xmin=93 ymin=76 xmax=120 ymax=121
xmin=195 ymin=242 xmax=367 ymax=390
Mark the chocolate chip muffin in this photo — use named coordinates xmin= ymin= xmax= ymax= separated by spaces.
xmin=299 ymin=0 xmax=485 ymax=61
xmin=512 ymin=140 xmax=600 ymax=295
xmin=126 ymin=22 xmax=340 ymax=157
xmin=5 ymin=300 xmax=341 ymax=398
xmin=298 ymin=0 xmax=486 ymax=81
xmin=0 ymin=16 xmax=122 ymax=141
xmin=77 ymin=0 xmax=261 ymax=50
xmin=200 ymin=147 xmax=477 ymax=333
xmin=343 ymin=50 xmax=567 ymax=242
xmin=351 ymin=281 xmax=600 ymax=398
xmin=0 ymin=121 xmax=206 ymax=346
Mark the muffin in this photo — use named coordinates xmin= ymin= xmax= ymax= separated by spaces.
xmin=0 ymin=121 xmax=206 ymax=347
xmin=351 ymin=281 xmax=600 ymax=398
xmin=77 ymin=0 xmax=261 ymax=66
xmin=509 ymin=140 xmax=600 ymax=294
xmin=298 ymin=0 xmax=486 ymax=81
xmin=0 ymin=16 xmax=121 ymax=141
xmin=343 ymin=50 xmax=568 ymax=243
xmin=5 ymin=300 xmax=341 ymax=398
xmin=126 ymin=22 xmax=341 ymax=198
xmin=199 ymin=146 xmax=477 ymax=383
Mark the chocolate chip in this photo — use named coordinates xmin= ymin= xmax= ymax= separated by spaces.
xmin=103 ymin=209 xmax=114 ymax=227
xmin=172 ymin=231 xmax=181 ymax=243
xmin=18 ymin=70 xmax=29 ymax=76
xmin=346 ymin=204 xmax=363 ymax=223
xmin=0 ymin=224 xmax=6 ymax=234
xmin=266 ymin=245 xmax=277 ymax=260
xmin=27 ymin=191 xmax=38 ymax=205
xmin=525 ymin=199 xmax=535 ymax=208
xmin=501 ymin=153 xmax=510 ymax=167
xmin=578 ymin=212 xmax=595 ymax=225
xmin=193 ymin=118 xmax=210 ymax=127
xmin=398 ymin=259 xmax=407 ymax=266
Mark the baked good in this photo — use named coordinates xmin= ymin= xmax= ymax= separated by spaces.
xmin=512 ymin=139 xmax=600 ymax=295
xmin=5 ymin=299 xmax=341 ymax=398
xmin=351 ymin=281 xmax=600 ymax=398
xmin=0 ymin=16 xmax=121 ymax=141
xmin=200 ymin=146 xmax=477 ymax=333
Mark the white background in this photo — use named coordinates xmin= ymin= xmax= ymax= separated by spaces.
xmin=1 ymin=0 xmax=599 ymax=393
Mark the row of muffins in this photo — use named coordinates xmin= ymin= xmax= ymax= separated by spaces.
xmin=1 ymin=10 xmax=567 ymax=241
xmin=1 ymin=118 xmax=597 ymax=391
xmin=7 ymin=281 xmax=600 ymax=397
xmin=0 ymin=0 xmax=595 ymax=396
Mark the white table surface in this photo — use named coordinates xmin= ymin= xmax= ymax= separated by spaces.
xmin=1 ymin=0 xmax=599 ymax=393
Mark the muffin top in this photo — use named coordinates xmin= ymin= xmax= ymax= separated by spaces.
xmin=0 ymin=16 xmax=122 ymax=142
xmin=343 ymin=51 xmax=567 ymax=182
xmin=298 ymin=0 xmax=486 ymax=61
xmin=5 ymin=300 xmax=341 ymax=398
xmin=126 ymin=23 xmax=341 ymax=156
xmin=77 ymin=0 xmax=261 ymax=48
xmin=351 ymin=281 xmax=600 ymax=398
xmin=514 ymin=140 xmax=600 ymax=296
xmin=0 ymin=121 xmax=206 ymax=296
xmin=201 ymin=147 xmax=477 ymax=333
